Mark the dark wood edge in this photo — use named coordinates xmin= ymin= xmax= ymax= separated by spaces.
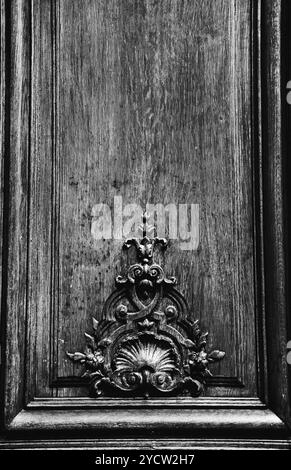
xmin=0 ymin=0 xmax=6 ymax=370
xmin=0 ymin=0 xmax=8 ymax=434
xmin=51 ymin=375 xmax=245 ymax=389
xmin=205 ymin=376 xmax=244 ymax=388
xmin=284 ymin=0 xmax=291 ymax=405
xmin=0 ymin=437 xmax=290 ymax=450
xmin=260 ymin=0 xmax=291 ymax=426
xmin=26 ymin=397 xmax=265 ymax=409
xmin=251 ymin=0 xmax=268 ymax=404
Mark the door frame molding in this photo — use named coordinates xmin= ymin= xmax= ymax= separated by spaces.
xmin=0 ymin=0 xmax=290 ymax=449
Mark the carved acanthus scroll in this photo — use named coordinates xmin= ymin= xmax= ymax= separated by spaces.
xmin=67 ymin=215 xmax=225 ymax=397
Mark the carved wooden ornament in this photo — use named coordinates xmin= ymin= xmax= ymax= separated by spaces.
xmin=67 ymin=217 xmax=225 ymax=397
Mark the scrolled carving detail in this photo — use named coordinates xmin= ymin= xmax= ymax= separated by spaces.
xmin=67 ymin=215 xmax=225 ymax=397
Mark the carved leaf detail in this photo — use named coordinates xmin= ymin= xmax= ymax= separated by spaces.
xmin=66 ymin=352 xmax=86 ymax=362
xmin=92 ymin=318 xmax=99 ymax=331
xmin=198 ymin=332 xmax=208 ymax=348
xmin=208 ymin=350 xmax=226 ymax=362
xmin=84 ymin=333 xmax=96 ymax=350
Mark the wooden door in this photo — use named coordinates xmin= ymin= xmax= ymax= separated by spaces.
xmin=0 ymin=0 xmax=290 ymax=450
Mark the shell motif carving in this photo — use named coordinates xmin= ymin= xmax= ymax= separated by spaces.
xmin=67 ymin=215 xmax=225 ymax=397
xmin=112 ymin=335 xmax=180 ymax=393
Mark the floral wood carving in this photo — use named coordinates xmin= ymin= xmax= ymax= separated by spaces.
xmin=67 ymin=215 xmax=225 ymax=397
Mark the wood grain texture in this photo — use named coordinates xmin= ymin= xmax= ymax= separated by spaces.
xmin=0 ymin=0 xmax=5 ymax=356
xmin=26 ymin=396 xmax=265 ymax=409
xmin=6 ymin=407 xmax=287 ymax=438
xmin=0 ymin=0 xmax=6 ymax=428
xmin=38 ymin=0 xmax=256 ymax=398
xmin=27 ymin=0 xmax=54 ymax=400
xmin=1 ymin=437 xmax=290 ymax=450
xmin=3 ymin=0 xmax=31 ymax=424
xmin=1 ymin=0 xmax=291 ymax=443
xmin=261 ymin=0 xmax=290 ymax=427
xmin=284 ymin=0 xmax=291 ymax=430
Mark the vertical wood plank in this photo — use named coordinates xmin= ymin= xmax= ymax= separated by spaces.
xmin=3 ymin=0 xmax=30 ymax=423
xmin=0 ymin=0 xmax=6 ymax=392
xmin=27 ymin=0 xmax=54 ymax=399
xmin=262 ymin=0 xmax=290 ymax=426
xmin=284 ymin=0 xmax=291 ymax=429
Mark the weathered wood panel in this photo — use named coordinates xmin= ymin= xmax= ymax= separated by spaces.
xmin=27 ymin=0 xmax=54 ymax=399
xmin=45 ymin=0 xmax=255 ymax=397
xmin=262 ymin=0 xmax=290 ymax=426
xmin=2 ymin=0 xmax=291 ymax=447
xmin=0 ymin=0 xmax=5 ymax=349
xmin=3 ymin=0 xmax=30 ymax=422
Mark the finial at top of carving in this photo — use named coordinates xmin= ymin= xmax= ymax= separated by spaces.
xmin=123 ymin=212 xmax=167 ymax=265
